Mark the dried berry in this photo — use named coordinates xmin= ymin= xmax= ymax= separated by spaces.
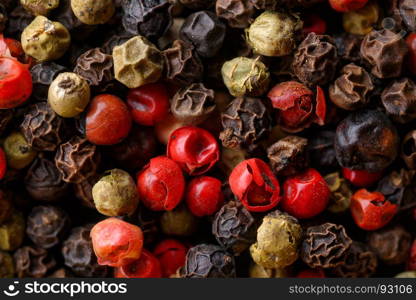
xmin=13 ymin=246 xmax=56 ymax=278
xmin=30 ymin=62 xmax=66 ymax=101
xmin=20 ymin=0 xmax=59 ymax=16
xmin=55 ymin=136 xmax=100 ymax=183
xmin=301 ymin=223 xmax=352 ymax=269
xmin=73 ymin=48 xmax=113 ymax=87
xmin=334 ymin=33 xmax=363 ymax=63
xmin=0 ymin=211 xmax=25 ymax=251
xmin=215 ymin=0 xmax=254 ymax=28
xmin=171 ymin=83 xmax=216 ymax=125
xmin=292 ymin=33 xmax=339 ymax=86
xmin=3 ymin=131 xmax=37 ymax=170
xmin=71 ymin=0 xmax=115 ymax=25
xmin=0 ymin=251 xmax=14 ymax=278
xmin=324 ymin=172 xmax=352 ymax=213
xmin=26 ymin=206 xmax=70 ymax=249
xmin=389 ymin=0 xmax=416 ymax=32
xmin=25 ymin=156 xmax=69 ymax=202
xmin=402 ymin=130 xmax=416 ymax=169
xmin=62 ymin=225 xmax=108 ymax=277
xmin=182 ymin=244 xmax=236 ymax=278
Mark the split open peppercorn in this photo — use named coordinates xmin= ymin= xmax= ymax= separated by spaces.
xmin=229 ymin=158 xmax=280 ymax=212
xmin=342 ymin=168 xmax=383 ymax=187
xmin=167 ymin=126 xmax=220 ymax=175
xmin=114 ymin=249 xmax=162 ymax=278
xmin=153 ymin=239 xmax=188 ymax=277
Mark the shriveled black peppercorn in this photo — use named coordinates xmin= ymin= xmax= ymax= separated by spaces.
xmin=334 ymin=33 xmax=363 ymax=63
xmin=14 ymin=246 xmax=56 ymax=278
xmin=215 ymin=0 xmax=254 ymax=29
xmin=30 ymin=62 xmax=66 ymax=102
xmin=376 ymin=169 xmax=414 ymax=207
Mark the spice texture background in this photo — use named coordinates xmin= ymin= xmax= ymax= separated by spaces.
xmin=0 ymin=0 xmax=416 ymax=279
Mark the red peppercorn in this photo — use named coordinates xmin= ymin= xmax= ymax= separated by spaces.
xmin=86 ymin=94 xmax=132 ymax=145
xmin=153 ymin=239 xmax=188 ymax=277
xmin=303 ymin=14 xmax=327 ymax=36
xmin=281 ymin=168 xmax=330 ymax=219
xmin=408 ymin=240 xmax=416 ymax=271
xmin=0 ymin=147 xmax=6 ymax=180
xmin=137 ymin=156 xmax=185 ymax=211
xmin=167 ymin=126 xmax=220 ymax=175
xmin=350 ymin=189 xmax=398 ymax=231
xmin=229 ymin=158 xmax=280 ymax=212
xmin=406 ymin=33 xmax=416 ymax=75
xmin=114 ymin=249 xmax=162 ymax=278
xmin=127 ymin=83 xmax=170 ymax=126
xmin=90 ymin=218 xmax=143 ymax=267
xmin=0 ymin=36 xmax=31 ymax=65
xmin=342 ymin=168 xmax=383 ymax=187
xmin=186 ymin=176 xmax=224 ymax=217
xmin=0 ymin=57 xmax=32 ymax=109
xmin=296 ymin=269 xmax=325 ymax=278
xmin=329 ymin=0 xmax=368 ymax=12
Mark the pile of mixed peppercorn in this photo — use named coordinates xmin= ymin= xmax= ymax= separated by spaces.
xmin=0 ymin=0 xmax=416 ymax=278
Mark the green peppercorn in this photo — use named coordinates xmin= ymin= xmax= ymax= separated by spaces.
xmin=3 ymin=132 xmax=37 ymax=170
xmin=249 ymin=262 xmax=289 ymax=278
xmin=0 ymin=251 xmax=15 ymax=278
xmin=92 ymin=169 xmax=139 ymax=217
xmin=0 ymin=211 xmax=25 ymax=251
xmin=160 ymin=204 xmax=198 ymax=236
xmin=246 ymin=11 xmax=302 ymax=57
xmin=221 ymin=57 xmax=270 ymax=97
xmin=20 ymin=0 xmax=60 ymax=16
xmin=21 ymin=16 xmax=70 ymax=62
xmin=324 ymin=172 xmax=352 ymax=213
xmin=250 ymin=210 xmax=302 ymax=269
xmin=48 ymin=72 xmax=91 ymax=118
xmin=343 ymin=1 xmax=379 ymax=35
xmin=70 ymin=0 xmax=115 ymax=25
xmin=395 ymin=271 xmax=416 ymax=278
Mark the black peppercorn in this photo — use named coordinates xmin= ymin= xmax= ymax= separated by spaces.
xmin=388 ymin=0 xmax=416 ymax=32
xmin=30 ymin=62 xmax=66 ymax=102
xmin=13 ymin=245 xmax=56 ymax=278
xmin=376 ymin=169 xmax=414 ymax=207
xmin=334 ymin=33 xmax=363 ymax=63
xmin=215 ymin=0 xmax=254 ymax=29
xmin=402 ymin=130 xmax=416 ymax=169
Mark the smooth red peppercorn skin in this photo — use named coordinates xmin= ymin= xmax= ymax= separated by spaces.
xmin=281 ymin=168 xmax=330 ymax=219
xmin=137 ymin=156 xmax=185 ymax=211
xmin=329 ymin=0 xmax=368 ymax=12
xmin=114 ymin=249 xmax=162 ymax=278
xmin=229 ymin=158 xmax=280 ymax=212
xmin=0 ymin=147 xmax=6 ymax=180
xmin=296 ymin=269 xmax=325 ymax=278
xmin=342 ymin=168 xmax=383 ymax=187
xmin=303 ymin=14 xmax=327 ymax=35
xmin=350 ymin=189 xmax=398 ymax=231
xmin=167 ymin=126 xmax=220 ymax=175
xmin=90 ymin=218 xmax=143 ymax=267
xmin=406 ymin=33 xmax=416 ymax=75
xmin=127 ymin=83 xmax=170 ymax=126
xmin=186 ymin=176 xmax=224 ymax=217
xmin=154 ymin=239 xmax=188 ymax=277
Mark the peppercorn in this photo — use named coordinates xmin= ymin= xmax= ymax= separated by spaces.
xmin=249 ymin=0 xmax=277 ymax=9
xmin=342 ymin=168 xmax=383 ymax=187
xmin=302 ymin=13 xmax=327 ymax=36
xmin=179 ymin=0 xmax=214 ymax=10
xmin=14 ymin=245 xmax=56 ymax=278
xmin=186 ymin=176 xmax=224 ymax=217
xmin=216 ymin=0 xmax=254 ymax=29
xmin=324 ymin=172 xmax=352 ymax=213
xmin=246 ymin=11 xmax=301 ymax=57
xmin=329 ymin=0 xmax=368 ymax=12
xmin=62 ymin=224 xmax=108 ymax=277
xmin=249 ymin=263 xmax=288 ymax=278
xmin=368 ymin=225 xmax=412 ymax=265
xmin=26 ymin=205 xmax=70 ymax=249
xmin=3 ymin=131 xmax=37 ymax=170
xmin=30 ymin=62 xmax=66 ymax=102
xmin=160 ymin=204 xmax=198 ymax=236
xmin=153 ymin=239 xmax=187 ymax=277
xmin=114 ymin=249 xmax=162 ymax=278
xmin=342 ymin=1 xmax=379 ymax=35
xmin=20 ymin=0 xmax=59 ymax=16
xmin=0 ymin=211 xmax=25 ymax=251
xmin=250 ymin=210 xmax=302 ymax=269
xmin=396 ymin=271 xmax=416 ymax=278
xmin=402 ymin=130 xmax=416 ymax=169
xmin=301 ymin=223 xmax=352 ymax=269
xmin=377 ymin=169 xmax=414 ymax=209
xmin=70 ymin=0 xmax=115 ymax=25
xmin=388 ymin=0 xmax=416 ymax=32
xmin=180 ymin=10 xmax=226 ymax=58
xmin=6 ymin=6 xmax=34 ymax=37
xmin=0 ymin=251 xmax=14 ymax=278
xmin=334 ymin=109 xmax=399 ymax=172
xmin=222 ymin=57 xmax=270 ymax=97
xmin=113 ymin=36 xmax=163 ymax=89
xmin=73 ymin=174 xmax=98 ymax=209
xmin=21 ymin=16 xmax=70 ymax=62
xmin=183 ymin=244 xmax=236 ymax=278
xmin=334 ymin=33 xmax=363 ymax=63
xmin=381 ymin=78 xmax=416 ymax=123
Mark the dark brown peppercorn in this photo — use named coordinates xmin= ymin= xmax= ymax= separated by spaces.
xmin=26 ymin=206 xmax=70 ymax=249
xmin=212 ymin=201 xmax=256 ymax=255
xmin=0 ymin=190 xmax=13 ymax=225
xmin=14 ymin=246 xmax=56 ymax=278
xmin=183 ymin=244 xmax=236 ymax=278
xmin=215 ymin=0 xmax=254 ymax=29
xmin=220 ymin=97 xmax=270 ymax=151
xmin=329 ymin=64 xmax=374 ymax=111
xmin=62 ymin=225 xmax=108 ymax=277
xmin=25 ymin=157 xmax=69 ymax=202
xmin=73 ymin=48 xmax=114 ymax=87
xmin=73 ymin=175 xmax=99 ymax=209
xmin=389 ymin=0 xmax=416 ymax=32
xmin=179 ymin=0 xmax=214 ymax=10
xmin=401 ymin=130 xmax=416 ymax=169
xmin=267 ymin=135 xmax=308 ymax=176
xmin=334 ymin=33 xmax=363 ymax=63
xmin=171 ymin=83 xmax=216 ymax=125
xmin=292 ymin=33 xmax=339 ymax=87
xmin=376 ymin=169 xmax=414 ymax=207
xmin=334 ymin=109 xmax=399 ymax=172
xmin=162 ymin=40 xmax=204 ymax=87
xmin=55 ymin=136 xmax=101 ymax=183
xmin=331 ymin=242 xmax=377 ymax=278
xmin=381 ymin=77 xmax=416 ymax=123
xmin=122 ymin=0 xmax=172 ymax=41
xmin=301 ymin=223 xmax=352 ymax=269
xmin=360 ymin=29 xmax=408 ymax=79
xmin=20 ymin=102 xmax=65 ymax=152
xmin=180 ymin=10 xmax=226 ymax=58
xmin=30 ymin=62 xmax=66 ymax=102
xmin=368 ymin=225 xmax=412 ymax=265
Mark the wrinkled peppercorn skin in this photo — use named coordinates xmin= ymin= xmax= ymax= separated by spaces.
xmin=14 ymin=246 xmax=56 ymax=278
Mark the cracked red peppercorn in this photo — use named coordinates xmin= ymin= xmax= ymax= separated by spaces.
xmin=114 ymin=249 xmax=162 ymax=278
xmin=229 ymin=158 xmax=280 ymax=212
xmin=137 ymin=156 xmax=185 ymax=211
xmin=350 ymin=189 xmax=398 ymax=231
xmin=342 ymin=168 xmax=384 ymax=188
xmin=186 ymin=176 xmax=224 ymax=217
xmin=153 ymin=239 xmax=188 ymax=277
xmin=0 ymin=147 xmax=6 ymax=180
xmin=281 ymin=168 xmax=330 ymax=219
xmin=167 ymin=126 xmax=220 ymax=175
xmin=329 ymin=0 xmax=368 ymax=12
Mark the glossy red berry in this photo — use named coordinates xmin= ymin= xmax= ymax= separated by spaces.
xmin=408 ymin=240 xmax=416 ymax=271
xmin=0 ymin=147 xmax=6 ymax=180
xmin=90 ymin=218 xmax=143 ymax=267
xmin=350 ymin=189 xmax=398 ymax=231
xmin=342 ymin=168 xmax=383 ymax=187
xmin=281 ymin=168 xmax=330 ymax=219
xmin=114 ymin=249 xmax=162 ymax=278
xmin=296 ymin=269 xmax=325 ymax=278
xmin=86 ymin=94 xmax=132 ymax=145
xmin=406 ymin=33 xmax=416 ymax=75
xmin=167 ymin=126 xmax=220 ymax=175
xmin=186 ymin=176 xmax=224 ymax=217
xmin=229 ymin=158 xmax=280 ymax=212
xmin=127 ymin=83 xmax=170 ymax=126
xmin=329 ymin=0 xmax=368 ymax=12
xmin=303 ymin=14 xmax=327 ymax=36
xmin=0 ymin=57 xmax=32 ymax=109
xmin=154 ymin=239 xmax=188 ymax=277
xmin=137 ymin=156 xmax=185 ymax=211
